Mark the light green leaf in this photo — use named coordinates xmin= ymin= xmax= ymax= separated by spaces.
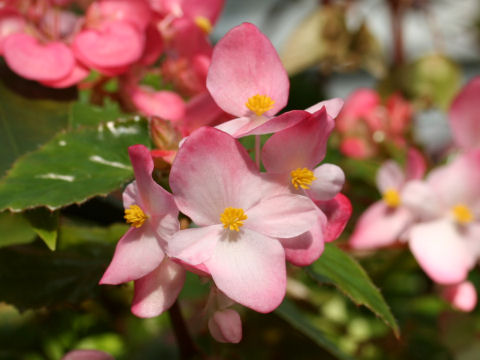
xmin=23 ymin=208 xmax=59 ymax=250
xmin=0 ymin=118 xmax=150 ymax=212
xmin=306 ymin=243 xmax=399 ymax=337
xmin=276 ymin=298 xmax=353 ymax=360
xmin=0 ymin=211 xmax=37 ymax=248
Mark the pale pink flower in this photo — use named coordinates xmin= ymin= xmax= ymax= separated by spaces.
xmin=349 ymin=148 xmax=426 ymax=250
xmin=62 ymin=349 xmax=114 ymax=360
xmin=167 ymin=127 xmax=320 ymax=312
xmin=0 ymin=7 xmax=25 ymax=54
xmin=208 ymin=309 xmax=242 ymax=343
xmin=449 ymin=76 xmax=480 ymax=150
xmin=261 ymin=108 xmax=350 ymax=265
xmin=402 ymin=150 xmax=480 ymax=284
xmin=100 ymin=145 xmax=184 ymax=317
xmin=442 ymin=281 xmax=477 ymax=312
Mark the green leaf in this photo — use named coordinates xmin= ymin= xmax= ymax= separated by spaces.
xmin=0 ymin=118 xmax=150 ymax=212
xmin=23 ymin=208 xmax=59 ymax=250
xmin=68 ymin=100 xmax=123 ymax=129
xmin=275 ymin=298 xmax=353 ymax=360
xmin=306 ymin=243 xmax=399 ymax=337
xmin=0 ymin=73 xmax=70 ymax=177
xmin=0 ymin=211 xmax=37 ymax=248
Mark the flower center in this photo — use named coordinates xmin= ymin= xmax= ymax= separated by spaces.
xmin=245 ymin=94 xmax=275 ymax=116
xmin=220 ymin=207 xmax=247 ymax=232
xmin=452 ymin=204 xmax=473 ymax=225
xmin=194 ymin=16 xmax=212 ymax=34
xmin=290 ymin=168 xmax=316 ymax=190
xmin=124 ymin=205 xmax=148 ymax=228
xmin=383 ymin=188 xmax=401 ymax=208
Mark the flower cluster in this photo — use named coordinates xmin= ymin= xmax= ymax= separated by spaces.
xmin=350 ymin=77 xmax=480 ymax=312
xmin=100 ymin=22 xmax=351 ymax=343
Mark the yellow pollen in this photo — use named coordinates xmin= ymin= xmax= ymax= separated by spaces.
xmin=290 ymin=168 xmax=316 ymax=190
xmin=124 ymin=205 xmax=148 ymax=228
xmin=220 ymin=207 xmax=247 ymax=232
xmin=194 ymin=16 xmax=212 ymax=34
xmin=383 ymin=188 xmax=401 ymax=208
xmin=245 ymin=94 xmax=275 ymax=116
xmin=452 ymin=204 xmax=473 ymax=225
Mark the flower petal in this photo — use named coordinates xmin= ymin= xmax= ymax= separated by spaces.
xmin=262 ymin=107 xmax=333 ymax=173
xmin=167 ymin=225 xmax=222 ymax=265
xmin=306 ymin=164 xmax=345 ymax=201
xmin=405 ymin=147 xmax=426 ymax=180
xmin=401 ymin=180 xmax=442 ymax=220
xmin=245 ymin=194 xmax=318 ymax=239
xmin=409 ymin=219 xmax=474 ymax=284
xmin=442 ymin=281 xmax=477 ymax=312
xmin=305 ymin=98 xmax=344 ymax=118
xmin=170 ymin=127 xmax=264 ymax=225
xmin=208 ymin=309 xmax=242 ymax=344
xmin=205 ymin=228 xmax=286 ymax=313
xmin=349 ymin=202 xmax=412 ymax=250
xmin=449 ymin=76 xmax=480 ymax=150
xmin=131 ymin=258 xmax=186 ymax=318
xmin=99 ymin=226 xmax=165 ymax=285
xmin=206 ymin=22 xmax=289 ymax=118
xmin=376 ymin=160 xmax=405 ymax=194
xmin=315 ymin=193 xmax=352 ymax=243
xmin=62 ymin=349 xmax=114 ymax=360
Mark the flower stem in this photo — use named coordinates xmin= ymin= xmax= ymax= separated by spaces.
xmin=168 ymin=300 xmax=198 ymax=360
xmin=255 ymin=135 xmax=261 ymax=168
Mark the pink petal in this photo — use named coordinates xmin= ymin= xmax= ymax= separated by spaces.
xmin=349 ymin=202 xmax=412 ymax=250
xmin=245 ymin=194 xmax=319 ymax=239
xmin=128 ymin=145 xmax=178 ymax=217
xmin=131 ymin=258 xmax=186 ymax=318
xmin=205 ymin=228 xmax=286 ymax=313
xmin=40 ymin=62 xmax=89 ymax=88
xmin=279 ymin=209 xmax=326 ymax=266
xmin=167 ymin=225 xmax=222 ymax=265
xmin=409 ymin=219 xmax=474 ymax=284
xmin=73 ymin=21 xmax=144 ymax=69
xmin=181 ymin=0 xmax=225 ymax=24
xmin=315 ymin=193 xmax=352 ymax=243
xmin=449 ymin=76 xmax=480 ymax=150
xmin=87 ymin=0 xmax=152 ymax=31
xmin=208 ymin=309 xmax=242 ymax=344
xmin=376 ymin=160 xmax=405 ymax=194
xmin=401 ymin=180 xmax=442 ymax=220
xmin=206 ymin=22 xmax=289 ymax=118
xmin=337 ymin=88 xmax=380 ymax=132
xmin=167 ymin=18 xmax=212 ymax=59
xmin=3 ymin=33 xmax=74 ymax=81
xmin=305 ymin=98 xmax=344 ymax=118
xmin=139 ymin=24 xmax=164 ymax=66
xmin=262 ymin=107 xmax=333 ymax=173
xmin=240 ymin=110 xmax=310 ymax=137
xmin=0 ymin=8 xmax=25 ymax=55
xmin=131 ymin=87 xmax=186 ymax=121
xmin=62 ymin=350 xmax=114 ymax=360
xmin=405 ymin=147 xmax=426 ymax=180
xmin=215 ymin=116 xmax=252 ymax=137
xmin=306 ymin=164 xmax=345 ymax=201
xmin=442 ymin=281 xmax=477 ymax=312
xmin=170 ymin=127 xmax=264 ymax=226
xmin=340 ymin=137 xmax=371 ymax=158
xmin=99 ymin=226 xmax=165 ymax=285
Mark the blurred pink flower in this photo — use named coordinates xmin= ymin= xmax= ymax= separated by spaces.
xmin=442 ymin=281 xmax=477 ymax=312
xmin=167 ymin=127 xmax=320 ymax=312
xmin=62 ymin=349 xmax=114 ymax=360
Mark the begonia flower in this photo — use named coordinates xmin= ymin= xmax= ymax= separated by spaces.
xmin=449 ymin=76 xmax=480 ymax=150
xmin=100 ymin=145 xmax=184 ymax=317
xmin=205 ymin=286 xmax=242 ymax=343
xmin=62 ymin=349 xmax=114 ymax=360
xmin=261 ymin=107 xmax=349 ymax=265
xmin=402 ymin=150 xmax=480 ymax=284
xmin=0 ymin=7 xmax=25 ymax=55
xmin=167 ymin=127 xmax=320 ymax=312
xmin=349 ymin=148 xmax=426 ymax=250
xmin=442 ymin=281 xmax=477 ymax=312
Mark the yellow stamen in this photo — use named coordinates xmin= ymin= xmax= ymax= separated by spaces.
xmin=290 ymin=168 xmax=316 ymax=190
xmin=124 ymin=205 xmax=148 ymax=228
xmin=245 ymin=94 xmax=275 ymax=116
xmin=452 ymin=204 xmax=473 ymax=225
xmin=382 ymin=188 xmax=401 ymax=208
xmin=220 ymin=207 xmax=247 ymax=232
xmin=194 ymin=16 xmax=212 ymax=34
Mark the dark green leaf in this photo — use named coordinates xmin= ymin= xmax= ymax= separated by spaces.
xmin=276 ymin=298 xmax=354 ymax=360
xmin=306 ymin=243 xmax=399 ymax=336
xmin=23 ymin=208 xmax=59 ymax=250
xmin=0 ymin=118 xmax=150 ymax=212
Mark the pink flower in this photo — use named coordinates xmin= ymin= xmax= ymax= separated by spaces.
xmin=449 ymin=76 xmax=480 ymax=150
xmin=349 ymin=148 xmax=426 ymax=250
xmin=62 ymin=349 xmax=114 ymax=360
xmin=208 ymin=309 xmax=242 ymax=343
xmin=261 ymin=108 xmax=349 ymax=265
xmin=0 ymin=7 xmax=25 ymax=55
xmin=167 ymin=127 xmax=320 ymax=312
xmin=100 ymin=145 xmax=184 ymax=317
xmin=442 ymin=281 xmax=477 ymax=312
xmin=402 ymin=150 xmax=480 ymax=284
